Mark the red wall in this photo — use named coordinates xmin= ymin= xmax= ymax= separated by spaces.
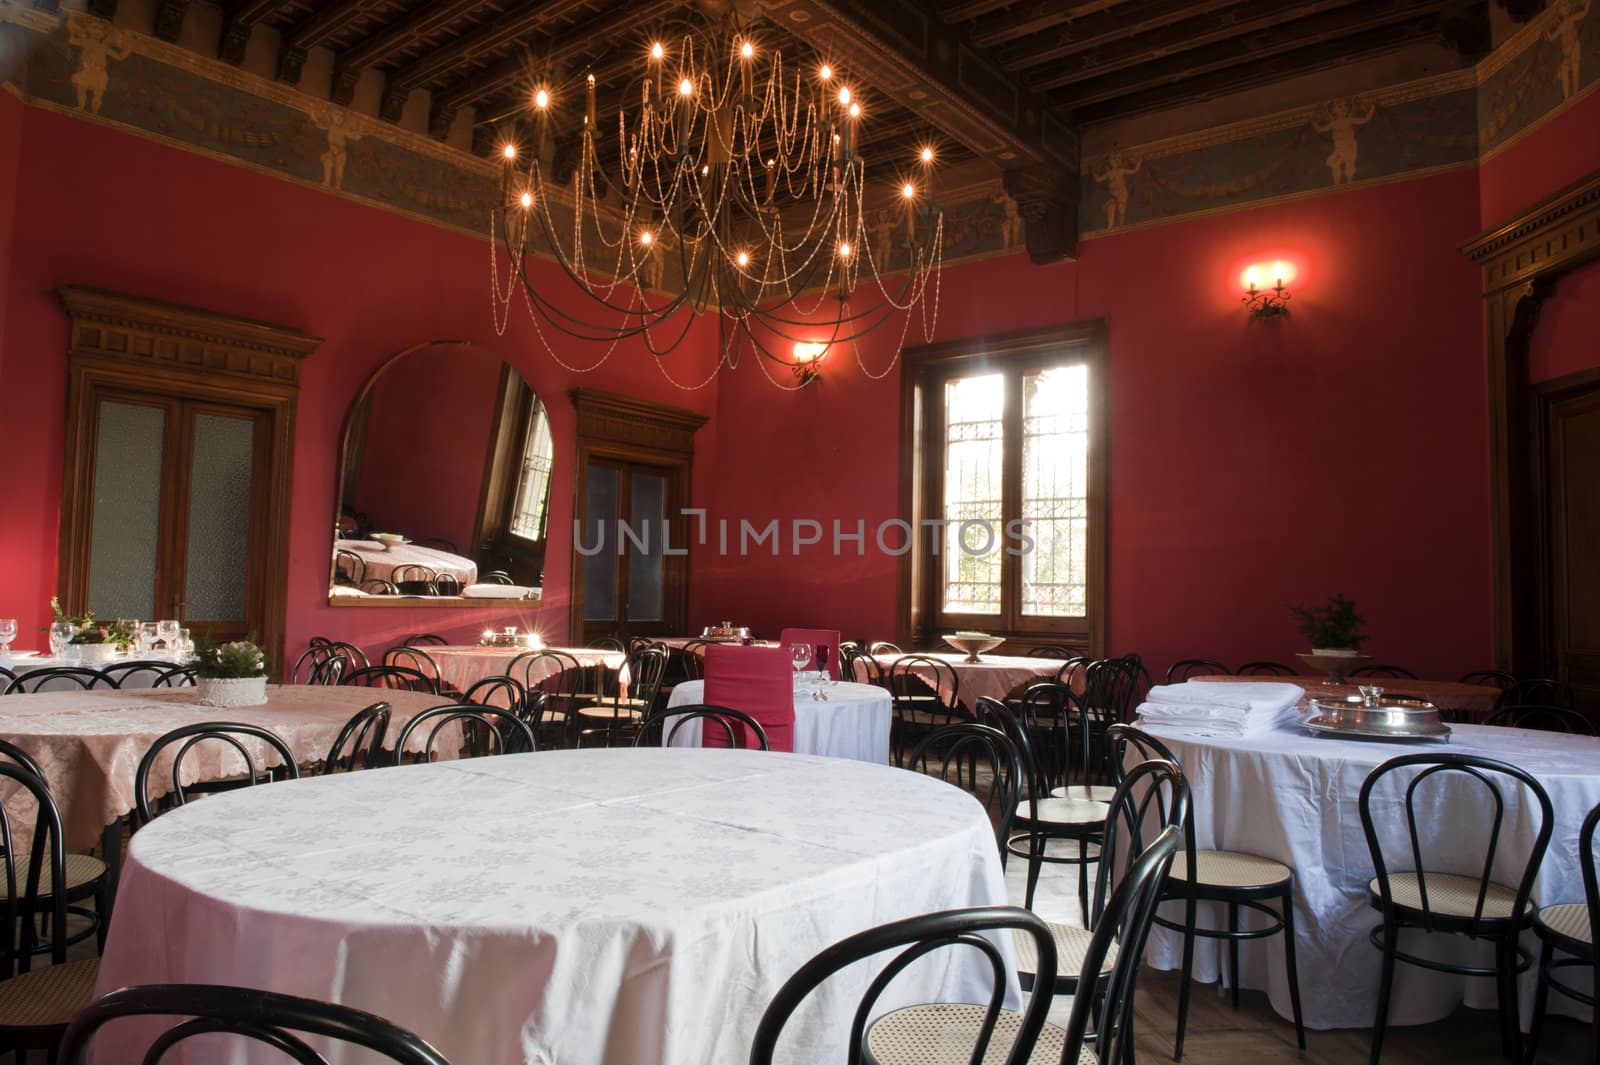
xmin=697 ymin=170 xmax=1495 ymax=681
xmin=1479 ymin=90 xmax=1600 ymax=228
xmin=0 ymin=108 xmax=720 ymax=666
xmin=1529 ymin=258 xmax=1600 ymax=383
xmin=351 ymin=344 xmax=502 ymax=554
xmin=0 ymin=90 xmax=21 ymax=359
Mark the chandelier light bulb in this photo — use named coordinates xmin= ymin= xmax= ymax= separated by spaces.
xmin=640 ymin=230 xmax=654 ymax=246
xmin=534 ymin=88 xmax=550 ymax=110
xmin=740 ymin=41 xmax=754 ymax=59
xmin=838 ymin=86 xmax=852 ymax=105
xmin=587 ymin=73 xmax=595 ymax=84
xmin=679 ymin=78 xmax=694 ymax=96
xmin=701 ymin=164 xmax=710 ymax=175
xmin=838 ymin=241 xmax=852 ymax=259
xmin=736 ymin=251 xmax=750 ymax=267
xmin=902 ymin=182 xmax=915 ymax=199
xmin=650 ymin=42 xmax=664 ymax=60
xmin=502 ymin=143 xmax=516 ymax=160
xmin=519 ymin=191 xmax=533 ymax=208
xmin=819 ymin=64 xmax=832 ymax=80
xmin=920 ymin=146 xmax=934 ymax=163
xmin=848 ymin=102 xmax=860 ymax=118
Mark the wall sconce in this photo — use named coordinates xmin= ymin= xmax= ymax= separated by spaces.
xmin=792 ymin=342 xmax=828 ymax=384
xmin=1241 ymin=261 xmax=1292 ymax=320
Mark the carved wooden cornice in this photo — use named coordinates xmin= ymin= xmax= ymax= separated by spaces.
xmin=57 ymin=286 xmax=323 ymax=391
xmin=1459 ymin=171 xmax=1600 ymax=291
xmin=570 ymin=388 xmax=708 ymax=457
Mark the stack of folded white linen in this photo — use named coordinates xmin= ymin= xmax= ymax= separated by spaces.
xmin=1136 ymin=681 xmax=1305 ymax=738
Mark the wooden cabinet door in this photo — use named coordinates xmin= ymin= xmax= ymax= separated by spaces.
xmin=1545 ymin=378 xmax=1600 ymax=712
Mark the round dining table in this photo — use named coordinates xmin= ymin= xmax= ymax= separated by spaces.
xmin=96 ymin=747 xmax=1014 ymax=1065
xmin=427 ymin=644 xmax=625 ymax=694
xmin=866 ymin=651 xmax=1070 ymax=709
xmin=1192 ymin=672 xmax=1502 ymax=719
xmin=1140 ymin=719 xmax=1600 ymax=1030
xmin=665 ymin=679 xmax=892 ymax=763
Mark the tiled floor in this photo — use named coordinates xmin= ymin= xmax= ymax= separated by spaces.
xmin=1009 ymin=845 xmax=1592 ymax=1064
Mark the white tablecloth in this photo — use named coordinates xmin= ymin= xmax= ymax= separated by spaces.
xmin=428 ymin=645 xmax=625 ymax=694
xmin=869 ymin=652 xmax=1069 ymax=709
xmin=97 ymin=748 xmax=1014 ymax=1065
xmin=666 ymin=680 xmax=893 ymax=763
xmin=1140 ymin=720 xmax=1600 ymax=1029
xmin=335 ymin=539 xmax=478 ymax=586
xmin=2 ymin=652 xmax=186 ymax=689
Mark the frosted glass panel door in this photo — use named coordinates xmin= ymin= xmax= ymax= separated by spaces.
xmin=626 ymin=472 xmax=666 ymax=623
xmin=182 ymin=412 xmax=259 ymax=625
xmin=581 ymin=465 xmax=621 ymax=625
xmin=87 ymin=400 xmax=168 ymax=619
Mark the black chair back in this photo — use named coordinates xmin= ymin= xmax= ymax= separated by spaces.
xmin=1517 ymin=677 xmax=1575 ymax=707
xmin=333 ymin=549 xmax=366 ymax=586
xmin=621 ymin=644 xmax=669 ymax=709
xmin=103 ymin=660 xmax=188 ymax=688
xmin=1165 ymin=659 xmax=1231 ymax=684
xmin=887 ymin=655 xmax=962 ymax=717
xmin=58 ymin=984 xmax=452 ymax=1065
xmin=156 ymin=665 xmax=197 ymax=687
xmin=461 ymin=675 xmax=527 ymax=712
xmin=361 ymin=578 xmax=400 ymax=596
xmin=403 ymin=634 xmax=447 ymax=647
xmin=748 ymin=906 xmax=1059 ymax=1065
xmin=840 ymin=646 xmax=883 ymax=686
xmin=433 ymin=574 xmax=463 ymax=596
xmin=1237 ymin=660 xmax=1296 ymax=677
xmin=905 ymin=722 xmax=1021 ymax=864
xmin=679 ymin=639 xmax=711 ymax=680
xmin=1359 ymin=752 xmax=1554 ymax=933
xmin=1482 ymin=703 xmax=1595 ymax=735
xmin=507 ymin=650 xmax=590 ymax=740
xmin=587 ymin=636 xmax=626 ymax=652
xmin=3 ymin=666 xmax=116 ymax=694
xmin=135 ymin=723 xmax=300 ymax=825
xmin=323 ymin=702 xmax=391 ymax=773
xmin=634 ymin=705 xmax=772 ymax=750
xmin=382 ymin=647 xmax=444 ymax=693
xmin=391 ymin=564 xmax=438 ymax=596
xmin=867 ymin=641 xmax=901 ymax=654
xmin=1460 ymin=669 xmax=1518 ymax=690
xmin=340 ymin=665 xmax=436 ymax=693
xmin=1026 ymin=645 xmax=1075 ymax=659
xmin=0 ymin=666 xmax=14 ymax=693
xmin=0 ymin=761 xmax=71 ymax=976
xmin=393 ymin=704 xmax=536 ymax=763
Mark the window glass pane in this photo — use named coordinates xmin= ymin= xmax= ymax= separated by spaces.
xmin=941 ymin=373 xmax=1004 ymax=615
xmin=1021 ymin=364 xmax=1089 ymax=617
xmin=626 ymin=473 xmax=666 ymax=622
xmin=581 ymin=466 xmax=619 ymax=622
xmin=87 ymin=400 xmax=166 ymax=619
xmin=185 ymin=413 xmax=257 ymax=622
xmin=508 ymin=400 xmax=554 ymax=541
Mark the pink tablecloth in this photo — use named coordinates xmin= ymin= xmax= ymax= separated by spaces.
xmin=335 ymin=539 xmax=477 ymax=585
xmin=429 ymin=646 xmax=625 ymax=694
xmin=0 ymin=685 xmax=449 ymax=852
xmin=1191 ymin=673 xmax=1501 ymax=718
xmin=869 ymin=652 xmax=1070 ymax=709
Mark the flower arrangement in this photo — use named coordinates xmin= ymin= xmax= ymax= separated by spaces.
xmin=194 ymin=637 xmax=269 ymax=680
xmin=48 ymin=597 xmax=134 ymax=649
xmin=1288 ymin=593 xmax=1367 ymax=652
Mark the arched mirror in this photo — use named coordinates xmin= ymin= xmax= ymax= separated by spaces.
xmin=329 ymin=341 xmax=553 ymax=606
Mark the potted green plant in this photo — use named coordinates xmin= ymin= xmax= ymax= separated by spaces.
xmin=48 ymin=597 xmax=134 ymax=664
xmin=195 ymin=637 xmax=269 ymax=707
xmin=1288 ymin=594 xmax=1370 ymax=683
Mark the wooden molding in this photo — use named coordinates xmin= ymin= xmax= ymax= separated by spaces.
xmin=56 ymin=286 xmax=323 ymax=394
xmin=1459 ymin=169 xmax=1600 ymax=670
xmin=570 ymin=388 xmax=709 ymax=459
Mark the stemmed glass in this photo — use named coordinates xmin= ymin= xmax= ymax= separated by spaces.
xmin=0 ymin=618 xmax=16 ymax=657
xmin=49 ymin=620 xmax=74 ymax=660
xmin=815 ymin=644 xmax=831 ymax=686
xmin=789 ymin=642 xmax=813 ymax=687
xmin=138 ymin=622 xmax=159 ymax=658
xmin=157 ymin=619 xmax=180 ymax=657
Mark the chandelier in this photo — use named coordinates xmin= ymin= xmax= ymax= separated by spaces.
xmin=488 ymin=18 xmax=945 ymax=389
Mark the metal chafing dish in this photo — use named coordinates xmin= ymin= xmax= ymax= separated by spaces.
xmin=701 ymin=621 xmax=752 ymax=641
xmin=1302 ymin=690 xmax=1451 ymax=742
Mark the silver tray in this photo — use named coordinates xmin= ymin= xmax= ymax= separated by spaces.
xmin=1302 ymin=714 xmax=1451 ymax=742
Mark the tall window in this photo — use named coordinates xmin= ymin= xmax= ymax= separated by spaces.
xmin=904 ymin=323 xmax=1106 ymax=652
xmin=507 ymin=400 xmax=554 ymax=541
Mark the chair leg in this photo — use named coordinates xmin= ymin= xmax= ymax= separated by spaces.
xmin=1077 ymin=840 xmax=1092 ymax=926
xmin=1228 ymin=902 xmax=1241 ymax=1010
xmin=1175 ymin=896 xmax=1197 ymax=1062
xmin=1370 ymin=922 xmax=1399 ymax=1065
xmin=1524 ymin=939 xmax=1553 ymax=1065
xmin=1498 ymin=933 xmax=1523 ymax=1064
xmin=1280 ymin=891 xmax=1306 ymax=1050
xmin=1025 ymin=834 xmax=1044 ymax=910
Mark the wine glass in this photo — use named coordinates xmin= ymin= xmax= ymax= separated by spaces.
xmin=815 ymin=644 xmax=831 ymax=686
xmin=177 ymin=628 xmax=194 ymax=660
xmin=789 ymin=642 xmax=813 ymax=686
xmin=127 ymin=619 xmax=145 ymax=655
xmin=139 ymin=622 xmax=160 ymax=658
xmin=0 ymin=618 xmax=15 ymax=657
xmin=157 ymin=619 xmax=180 ymax=656
xmin=49 ymin=620 xmax=74 ymax=659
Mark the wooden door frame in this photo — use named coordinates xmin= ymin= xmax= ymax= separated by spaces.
xmin=56 ymin=287 xmax=322 ymax=672
xmin=568 ymin=389 xmax=707 ymax=642
xmin=1533 ymin=367 xmax=1600 ymax=685
xmin=1460 ymin=170 xmax=1600 ymax=671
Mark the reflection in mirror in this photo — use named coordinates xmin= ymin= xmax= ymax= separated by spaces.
xmin=330 ymin=341 xmax=554 ymax=605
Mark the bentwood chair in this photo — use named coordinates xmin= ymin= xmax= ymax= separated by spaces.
xmin=1359 ymin=753 xmax=1554 ymax=1065
xmin=904 ymin=723 xmax=1023 ymax=865
xmin=1165 ymin=659 xmax=1231 ymax=684
xmin=679 ymin=639 xmax=712 ymax=681
xmin=333 ymin=548 xmax=366 ymax=587
xmin=339 ymin=665 xmax=436 ymax=693
xmin=479 ymin=570 xmax=515 ymax=585
xmin=867 ymin=641 xmax=902 ymax=655
xmin=0 ymin=763 xmax=101 ymax=1060
xmin=1237 ymin=661 xmax=1297 ymax=677
xmin=634 ymin=705 xmax=772 ymax=750
xmin=403 ymin=633 xmax=448 ymax=647
xmin=840 ymin=646 xmax=884 ymax=687
xmin=59 ymin=984 xmax=452 ymax=1064
xmin=1116 ymin=727 xmax=1307 ymax=1060
xmin=887 ymin=655 xmax=964 ymax=765
xmin=321 ymin=702 xmax=391 ymax=774
xmin=393 ymin=704 xmax=536 ymax=762
xmin=0 ymin=667 xmax=14 ymax=694
xmin=290 ymin=642 xmax=350 ymax=685
xmin=1517 ymin=677 xmax=1575 ymax=707
xmin=382 ymin=647 xmax=445 ymax=694
xmin=391 ymin=564 xmax=439 ymax=596
xmin=1482 ymin=703 xmax=1596 ymax=735
xmin=575 ymin=644 xmax=668 ymax=747
xmin=508 ymin=650 xmax=590 ymax=748
xmin=0 ymin=741 xmax=112 ymax=956
xmin=749 ymin=906 xmax=1062 ymax=1065
xmin=1526 ymin=800 xmax=1599 ymax=1065
xmin=360 ymin=578 xmax=400 ymax=595
xmin=3 ymin=667 xmax=116 ymax=694
xmin=134 ymin=723 xmax=300 ymax=826
xmin=102 ymin=660 xmax=186 ymax=688
xmin=1015 ymin=750 xmax=1191 ymax=1004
